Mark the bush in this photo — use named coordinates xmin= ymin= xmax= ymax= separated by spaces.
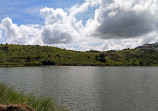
xmin=42 ymin=60 xmax=55 ymax=65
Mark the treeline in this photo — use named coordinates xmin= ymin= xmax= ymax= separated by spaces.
xmin=0 ymin=44 xmax=158 ymax=66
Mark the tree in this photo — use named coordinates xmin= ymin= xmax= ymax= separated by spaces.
xmin=95 ymin=54 xmax=106 ymax=62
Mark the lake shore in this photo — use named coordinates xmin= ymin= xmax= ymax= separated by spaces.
xmin=0 ymin=63 xmax=158 ymax=67
xmin=0 ymin=84 xmax=67 ymax=111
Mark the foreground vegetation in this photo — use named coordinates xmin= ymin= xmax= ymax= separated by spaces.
xmin=0 ymin=84 xmax=66 ymax=111
xmin=0 ymin=43 xmax=158 ymax=66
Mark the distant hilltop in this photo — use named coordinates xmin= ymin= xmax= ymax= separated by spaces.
xmin=136 ymin=42 xmax=158 ymax=50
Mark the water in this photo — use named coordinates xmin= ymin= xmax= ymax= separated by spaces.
xmin=0 ymin=66 xmax=158 ymax=111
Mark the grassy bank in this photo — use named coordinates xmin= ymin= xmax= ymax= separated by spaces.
xmin=0 ymin=84 xmax=66 ymax=111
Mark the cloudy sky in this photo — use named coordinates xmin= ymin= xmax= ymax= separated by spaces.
xmin=0 ymin=0 xmax=158 ymax=51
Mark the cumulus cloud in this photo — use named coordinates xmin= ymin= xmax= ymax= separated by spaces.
xmin=40 ymin=7 xmax=84 ymax=44
xmin=0 ymin=25 xmax=2 ymax=39
xmin=0 ymin=17 xmax=42 ymax=44
xmin=0 ymin=7 xmax=84 ymax=46
xmin=86 ymin=0 xmax=158 ymax=39
xmin=0 ymin=30 xmax=1 ymax=37
xmin=1 ymin=17 xmax=18 ymax=43
xmin=42 ymin=24 xmax=72 ymax=44
xmin=97 ymin=10 xmax=155 ymax=38
xmin=69 ymin=0 xmax=100 ymax=15
xmin=40 ymin=8 xmax=67 ymax=25
xmin=69 ymin=3 xmax=89 ymax=16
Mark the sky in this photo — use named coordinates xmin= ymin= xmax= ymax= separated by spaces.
xmin=0 ymin=0 xmax=158 ymax=51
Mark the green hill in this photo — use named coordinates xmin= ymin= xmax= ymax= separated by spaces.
xmin=0 ymin=43 xmax=158 ymax=66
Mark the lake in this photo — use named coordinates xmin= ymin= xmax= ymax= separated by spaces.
xmin=0 ymin=66 xmax=158 ymax=111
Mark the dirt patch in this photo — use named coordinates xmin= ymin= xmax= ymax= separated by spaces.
xmin=0 ymin=104 xmax=33 ymax=111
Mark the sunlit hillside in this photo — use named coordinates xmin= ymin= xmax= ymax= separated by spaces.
xmin=0 ymin=43 xmax=158 ymax=66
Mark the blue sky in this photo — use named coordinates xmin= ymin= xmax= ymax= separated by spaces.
xmin=0 ymin=0 xmax=85 ymax=25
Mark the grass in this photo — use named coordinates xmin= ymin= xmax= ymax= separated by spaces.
xmin=0 ymin=44 xmax=158 ymax=66
xmin=0 ymin=84 xmax=67 ymax=111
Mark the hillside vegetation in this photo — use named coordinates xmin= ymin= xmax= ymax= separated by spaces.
xmin=0 ymin=43 xmax=158 ymax=66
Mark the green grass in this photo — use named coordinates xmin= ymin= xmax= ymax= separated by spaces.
xmin=0 ymin=44 xmax=158 ymax=66
xmin=0 ymin=84 xmax=67 ymax=111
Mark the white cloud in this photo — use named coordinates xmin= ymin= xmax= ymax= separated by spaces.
xmin=69 ymin=3 xmax=89 ymax=16
xmin=0 ymin=30 xmax=1 ymax=36
xmin=40 ymin=8 xmax=68 ymax=25
xmin=85 ymin=0 xmax=101 ymax=6
xmin=97 ymin=38 xmax=143 ymax=51
xmin=40 ymin=7 xmax=84 ymax=44
xmin=42 ymin=24 xmax=72 ymax=44
xmin=40 ymin=7 xmax=73 ymax=44
xmin=107 ymin=11 xmax=117 ymax=17
xmin=1 ymin=17 xmax=18 ymax=43
xmin=69 ymin=0 xmax=100 ymax=16
xmin=0 ymin=24 xmax=2 ymax=39
xmin=1 ymin=17 xmax=42 ymax=45
xmin=85 ymin=0 xmax=158 ymax=40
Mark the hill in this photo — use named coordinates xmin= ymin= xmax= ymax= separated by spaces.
xmin=136 ymin=42 xmax=158 ymax=50
xmin=0 ymin=43 xmax=158 ymax=66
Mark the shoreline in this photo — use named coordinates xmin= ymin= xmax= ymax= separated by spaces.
xmin=0 ymin=64 xmax=158 ymax=67
xmin=0 ymin=84 xmax=66 ymax=111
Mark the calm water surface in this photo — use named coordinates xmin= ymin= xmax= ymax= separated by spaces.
xmin=0 ymin=66 xmax=158 ymax=111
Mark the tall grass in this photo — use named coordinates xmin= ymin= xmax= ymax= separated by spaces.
xmin=0 ymin=84 xmax=67 ymax=111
